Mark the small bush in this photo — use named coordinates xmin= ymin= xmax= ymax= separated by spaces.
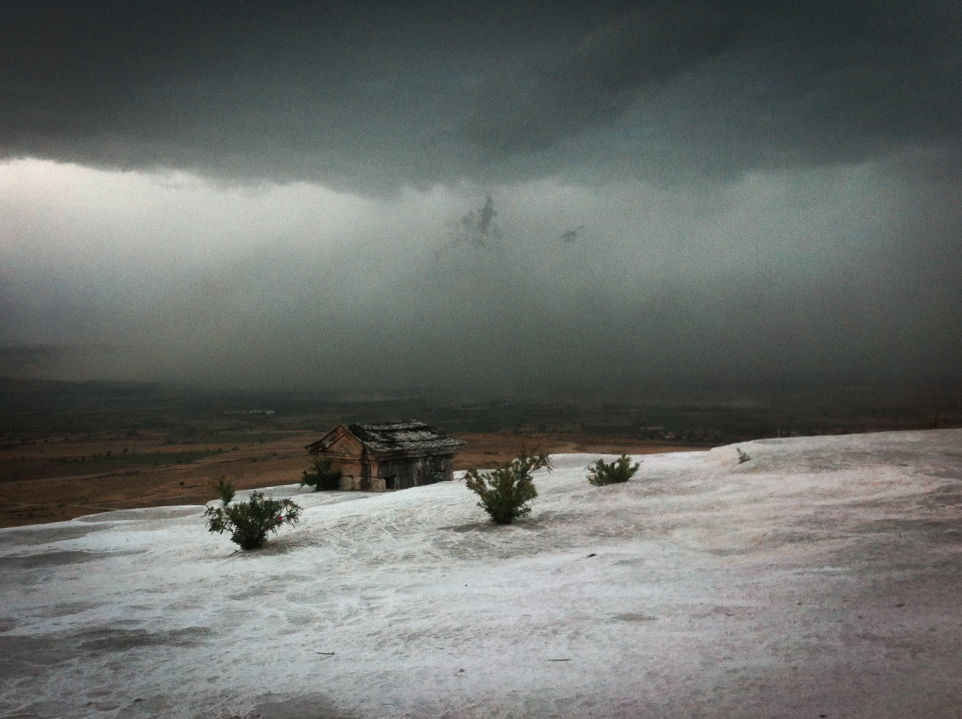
xmin=300 ymin=456 xmax=343 ymax=491
xmin=204 ymin=491 xmax=301 ymax=550
xmin=587 ymin=454 xmax=640 ymax=486
xmin=737 ymin=448 xmax=751 ymax=464
xmin=464 ymin=451 xmax=551 ymax=524
xmin=214 ymin=477 xmax=236 ymax=504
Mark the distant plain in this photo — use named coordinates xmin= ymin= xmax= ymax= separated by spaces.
xmin=1 ymin=378 xmax=959 ymax=528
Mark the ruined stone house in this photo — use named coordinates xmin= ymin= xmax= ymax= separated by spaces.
xmin=305 ymin=420 xmax=466 ymax=492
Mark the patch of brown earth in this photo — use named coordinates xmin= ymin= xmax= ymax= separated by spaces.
xmin=0 ymin=431 xmax=700 ymax=528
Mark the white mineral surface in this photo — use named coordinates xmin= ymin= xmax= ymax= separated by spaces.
xmin=2 ymin=429 xmax=960 ymax=718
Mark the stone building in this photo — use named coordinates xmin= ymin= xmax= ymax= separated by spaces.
xmin=305 ymin=420 xmax=466 ymax=492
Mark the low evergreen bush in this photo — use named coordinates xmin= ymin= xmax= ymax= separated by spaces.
xmin=204 ymin=490 xmax=301 ymax=550
xmin=464 ymin=451 xmax=551 ymax=524
xmin=587 ymin=454 xmax=640 ymax=486
xmin=214 ymin=477 xmax=236 ymax=504
xmin=300 ymin=456 xmax=343 ymax=491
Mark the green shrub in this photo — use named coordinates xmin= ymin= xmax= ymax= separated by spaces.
xmin=204 ymin=491 xmax=301 ymax=550
xmin=464 ymin=451 xmax=551 ymax=524
xmin=214 ymin=477 xmax=236 ymax=504
xmin=736 ymin=448 xmax=751 ymax=464
xmin=300 ymin=456 xmax=343 ymax=491
xmin=587 ymin=454 xmax=640 ymax=486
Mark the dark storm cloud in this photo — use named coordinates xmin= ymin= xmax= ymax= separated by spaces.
xmin=462 ymin=1 xmax=739 ymax=156
xmin=0 ymin=344 xmax=60 ymax=377
xmin=1 ymin=1 xmax=959 ymax=190
xmin=2 ymin=160 xmax=959 ymax=393
xmin=1 ymin=2 xmax=960 ymax=395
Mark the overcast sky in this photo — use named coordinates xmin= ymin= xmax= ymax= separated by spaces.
xmin=1 ymin=1 xmax=960 ymax=396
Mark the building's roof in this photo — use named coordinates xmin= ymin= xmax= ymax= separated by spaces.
xmin=307 ymin=420 xmax=465 ymax=458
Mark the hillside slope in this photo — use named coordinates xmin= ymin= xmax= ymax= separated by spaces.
xmin=1 ymin=429 xmax=960 ymax=718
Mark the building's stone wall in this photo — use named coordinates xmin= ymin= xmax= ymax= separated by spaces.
xmin=323 ymin=453 xmax=457 ymax=491
xmin=371 ymin=453 xmax=455 ymax=490
xmin=308 ymin=422 xmax=463 ymax=492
